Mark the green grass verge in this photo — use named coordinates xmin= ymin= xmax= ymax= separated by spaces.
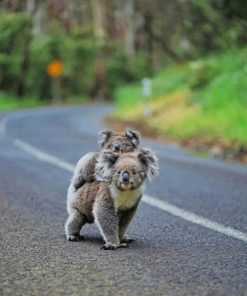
xmin=114 ymin=48 xmax=247 ymax=144
xmin=0 ymin=92 xmax=89 ymax=111
xmin=0 ymin=92 xmax=44 ymax=110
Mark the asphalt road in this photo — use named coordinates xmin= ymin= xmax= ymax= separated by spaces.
xmin=0 ymin=105 xmax=246 ymax=296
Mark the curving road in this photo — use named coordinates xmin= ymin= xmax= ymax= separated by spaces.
xmin=0 ymin=105 xmax=246 ymax=296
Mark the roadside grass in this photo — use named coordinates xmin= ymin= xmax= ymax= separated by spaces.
xmin=114 ymin=48 xmax=247 ymax=145
xmin=0 ymin=92 xmax=43 ymax=110
xmin=0 ymin=92 xmax=89 ymax=111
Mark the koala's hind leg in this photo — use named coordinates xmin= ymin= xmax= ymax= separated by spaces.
xmin=118 ymin=205 xmax=138 ymax=243
xmin=73 ymin=175 xmax=86 ymax=191
xmin=65 ymin=209 xmax=86 ymax=241
xmin=71 ymin=152 xmax=98 ymax=190
xmin=93 ymin=198 xmax=128 ymax=250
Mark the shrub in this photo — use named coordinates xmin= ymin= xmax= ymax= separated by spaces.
xmin=0 ymin=13 xmax=153 ymax=102
xmin=0 ymin=13 xmax=32 ymax=96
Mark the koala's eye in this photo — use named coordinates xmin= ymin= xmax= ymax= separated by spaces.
xmin=132 ymin=170 xmax=136 ymax=175
xmin=117 ymin=171 xmax=121 ymax=175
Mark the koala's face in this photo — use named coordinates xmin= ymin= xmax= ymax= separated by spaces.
xmin=96 ymin=148 xmax=159 ymax=188
xmin=104 ymin=135 xmax=135 ymax=153
xmin=112 ymin=155 xmax=147 ymax=191
xmin=98 ymin=129 xmax=140 ymax=153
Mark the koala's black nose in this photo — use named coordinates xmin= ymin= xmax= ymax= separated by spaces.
xmin=113 ymin=142 xmax=121 ymax=152
xmin=122 ymin=171 xmax=130 ymax=182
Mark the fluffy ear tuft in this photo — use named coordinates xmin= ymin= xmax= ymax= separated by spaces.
xmin=95 ymin=150 xmax=118 ymax=181
xmin=125 ymin=128 xmax=140 ymax=148
xmin=138 ymin=148 xmax=159 ymax=180
xmin=98 ymin=130 xmax=113 ymax=147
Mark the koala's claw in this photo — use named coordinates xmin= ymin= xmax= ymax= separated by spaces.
xmin=101 ymin=244 xmax=117 ymax=250
xmin=67 ymin=235 xmax=84 ymax=242
xmin=119 ymin=243 xmax=129 ymax=248
xmin=100 ymin=242 xmax=129 ymax=250
xmin=121 ymin=238 xmax=135 ymax=244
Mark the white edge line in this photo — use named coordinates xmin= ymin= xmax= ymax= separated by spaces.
xmin=13 ymin=138 xmax=247 ymax=243
xmin=142 ymin=195 xmax=247 ymax=243
xmin=0 ymin=116 xmax=7 ymax=138
xmin=13 ymin=139 xmax=74 ymax=173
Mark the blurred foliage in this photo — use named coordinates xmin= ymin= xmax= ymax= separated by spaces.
xmin=29 ymin=31 xmax=98 ymax=100
xmin=115 ymin=48 xmax=247 ymax=144
xmin=0 ymin=12 xmax=149 ymax=102
xmin=0 ymin=13 xmax=32 ymax=96
xmin=106 ymin=50 xmax=151 ymax=96
xmin=0 ymin=91 xmax=42 ymax=110
xmin=0 ymin=0 xmax=247 ymax=125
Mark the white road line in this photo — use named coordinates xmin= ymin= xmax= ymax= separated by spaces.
xmin=0 ymin=116 xmax=7 ymax=138
xmin=13 ymin=138 xmax=247 ymax=243
xmin=14 ymin=139 xmax=74 ymax=172
xmin=142 ymin=195 xmax=247 ymax=242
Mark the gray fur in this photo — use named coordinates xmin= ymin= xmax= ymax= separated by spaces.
xmin=71 ymin=152 xmax=98 ymax=190
xmin=94 ymin=150 xmax=118 ymax=181
xmin=65 ymin=209 xmax=86 ymax=241
xmin=138 ymin=148 xmax=159 ymax=180
xmin=125 ymin=128 xmax=140 ymax=148
xmin=98 ymin=130 xmax=113 ymax=147
xmin=118 ymin=205 xmax=138 ymax=242
xmin=65 ymin=148 xmax=158 ymax=250
xmin=70 ymin=129 xmax=141 ymax=192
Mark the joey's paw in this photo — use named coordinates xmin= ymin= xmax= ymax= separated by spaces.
xmin=67 ymin=235 xmax=84 ymax=242
xmin=121 ymin=238 xmax=135 ymax=244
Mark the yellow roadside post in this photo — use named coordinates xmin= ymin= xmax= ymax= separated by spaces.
xmin=46 ymin=60 xmax=63 ymax=104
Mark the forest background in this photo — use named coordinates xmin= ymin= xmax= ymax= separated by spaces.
xmin=0 ymin=0 xmax=247 ymax=160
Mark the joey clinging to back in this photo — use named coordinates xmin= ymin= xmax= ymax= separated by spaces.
xmin=70 ymin=128 xmax=140 ymax=191
xmin=99 ymin=128 xmax=140 ymax=153
xmin=65 ymin=148 xmax=159 ymax=250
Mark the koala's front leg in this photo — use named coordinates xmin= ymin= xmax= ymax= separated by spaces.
xmin=93 ymin=197 xmax=128 ymax=250
xmin=118 ymin=205 xmax=138 ymax=243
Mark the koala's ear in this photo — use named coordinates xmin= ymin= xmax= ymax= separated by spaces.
xmin=95 ymin=150 xmax=118 ymax=181
xmin=98 ymin=130 xmax=113 ymax=147
xmin=125 ymin=128 xmax=140 ymax=148
xmin=138 ymin=148 xmax=159 ymax=180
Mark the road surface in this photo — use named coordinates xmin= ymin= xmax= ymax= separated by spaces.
xmin=0 ymin=105 xmax=246 ymax=296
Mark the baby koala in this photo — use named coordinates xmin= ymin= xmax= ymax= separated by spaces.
xmin=70 ymin=128 xmax=140 ymax=191
xmin=65 ymin=148 xmax=158 ymax=250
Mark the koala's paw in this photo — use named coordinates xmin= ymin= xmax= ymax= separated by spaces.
xmin=100 ymin=242 xmax=129 ymax=250
xmin=100 ymin=243 xmax=118 ymax=250
xmin=67 ymin=235 xmax=84 ymax=242
xmin=119 ymin=242 xmax=129 ymax=248
xmin=121 ymin=237 xmax=135 ymax=244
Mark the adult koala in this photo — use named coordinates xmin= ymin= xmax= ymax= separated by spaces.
xmin=65 ymin=148 xmax=159 ymax=250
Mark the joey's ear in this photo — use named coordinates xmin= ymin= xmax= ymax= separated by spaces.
xmin=98 ymin=130 xmax=113 ymax=147
xmin=95 ymin=150 xmax=118 ymax=181
xmin=125 ymin=128 xmax=140 ymax=148
xmin=138 ymin=148 xmax=159 ymax=180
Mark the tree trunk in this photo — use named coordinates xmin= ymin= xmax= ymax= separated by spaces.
xmin=123 ymin=0 xmax=136 ymax=55
xmin=91 ymin=0 xmax=106 ymax=38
